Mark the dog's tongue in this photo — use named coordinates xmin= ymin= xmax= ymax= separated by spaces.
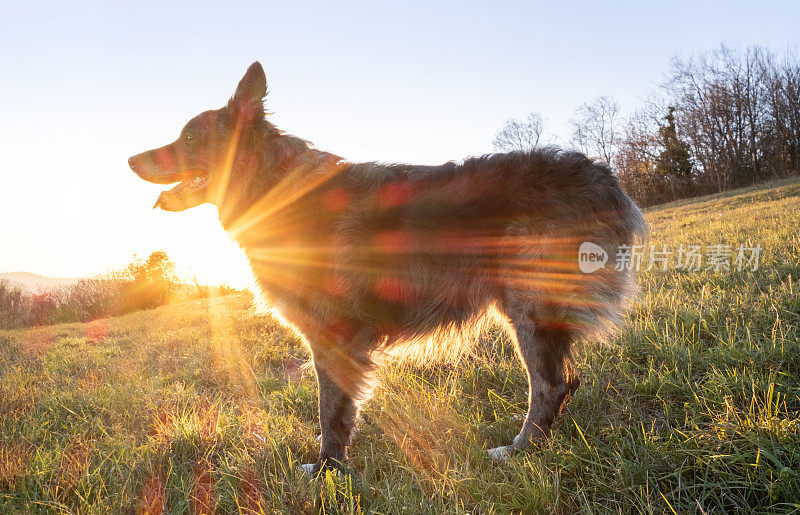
xmin=153 ymin=192 xmax=169 ymax=209
xmin=154 ymin=176 xmax=209 ymax=211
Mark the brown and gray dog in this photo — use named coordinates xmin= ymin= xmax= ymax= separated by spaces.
xmin=129 ymin=62 xmax=646 ymax=474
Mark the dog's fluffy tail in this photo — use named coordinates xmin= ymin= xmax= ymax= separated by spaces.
xmin=563 ymin=179 xmax=648 ymax=345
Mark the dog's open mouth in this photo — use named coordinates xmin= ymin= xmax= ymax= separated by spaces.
xmin=153 ymin=173 xmax=210 ymax=211
xmin=128 ymin=147 xmax=212 ymax=212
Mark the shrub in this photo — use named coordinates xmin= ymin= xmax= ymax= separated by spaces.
xmin=0 ymin=280 xmax=30 ymax=329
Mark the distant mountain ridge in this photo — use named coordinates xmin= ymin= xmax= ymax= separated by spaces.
xmin=0 ymin=272 xmax=80 ymax=293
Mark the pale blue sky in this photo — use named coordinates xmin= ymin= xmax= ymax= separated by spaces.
xmin=1 ymin=1 xmax=798 ymax=283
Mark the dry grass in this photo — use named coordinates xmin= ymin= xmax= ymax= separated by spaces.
xmin=1 ymin=178 xmax=799 ymax=513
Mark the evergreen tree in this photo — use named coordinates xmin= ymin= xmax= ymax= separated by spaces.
xmin=655 ymin=107 xmax=694 ymax=198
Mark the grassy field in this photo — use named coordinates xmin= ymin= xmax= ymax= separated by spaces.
xmin=2 ymin=179 xmax=799 ymax=513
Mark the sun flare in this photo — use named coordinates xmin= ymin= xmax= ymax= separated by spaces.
xmin=156 ymin=205 xmax=255 ymax=290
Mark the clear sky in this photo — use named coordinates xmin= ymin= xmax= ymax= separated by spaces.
xmin=1 ymin=0 xmax=798 ymax=285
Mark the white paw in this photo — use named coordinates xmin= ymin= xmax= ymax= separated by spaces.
xmin=299 ymin=463 xmax=317 ymax=475
xmin=487 ymin=446 xmax=511 ymax=460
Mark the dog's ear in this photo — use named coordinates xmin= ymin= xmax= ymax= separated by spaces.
xmin=232 ymin=62 xmax=267 ymax=119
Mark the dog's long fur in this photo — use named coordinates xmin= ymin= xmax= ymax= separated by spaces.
xmin=129 ymin=62 xmax=647 ymax=471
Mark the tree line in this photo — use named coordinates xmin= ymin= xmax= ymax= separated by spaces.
xmin=494 ymin=45 xmax=800 ymax=206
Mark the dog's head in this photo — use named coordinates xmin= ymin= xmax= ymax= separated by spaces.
xmin=128 ymin=62 xmax=305 ymax=218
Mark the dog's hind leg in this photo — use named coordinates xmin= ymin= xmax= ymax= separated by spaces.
xmin=489 ymin=304 xmax=580 ymax=459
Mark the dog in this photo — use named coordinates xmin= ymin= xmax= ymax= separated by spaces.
xmin=129 ymin=62 xmax=646 ymax=473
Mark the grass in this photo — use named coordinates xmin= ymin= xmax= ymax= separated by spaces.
xmin=2 ymin=178 xmax=799 ymax=513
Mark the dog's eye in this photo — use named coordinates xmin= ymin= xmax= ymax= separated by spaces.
xmin=184 ymin=133 xmax=194 ymax=143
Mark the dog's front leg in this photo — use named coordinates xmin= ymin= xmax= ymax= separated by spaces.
xmin=313 ymin=364 xmax=359 ymax=472
xmin=302 ymin=339 xmax=377 ymax=475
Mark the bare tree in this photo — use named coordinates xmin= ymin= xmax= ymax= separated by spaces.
xmin=666 ymin=45 xmax=775 ymax=190
xmin=614 ymin=99 xmax=664 ymax=203
xmin=570 ymin=95 xmax=621 ymax=165
xmin=763 ymin=49 xmax=800 ymax=177
xmin=493 ymin=112 xmax=544 ymax=151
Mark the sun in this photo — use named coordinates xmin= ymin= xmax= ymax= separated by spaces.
xmin=157 ymin=205 xmax=256 ymax=290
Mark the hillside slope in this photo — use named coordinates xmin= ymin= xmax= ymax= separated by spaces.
xmin=1 ymin=178 xmax=799 ymax=513
xmin=0 ymin=272 xmax=79 ymax=293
